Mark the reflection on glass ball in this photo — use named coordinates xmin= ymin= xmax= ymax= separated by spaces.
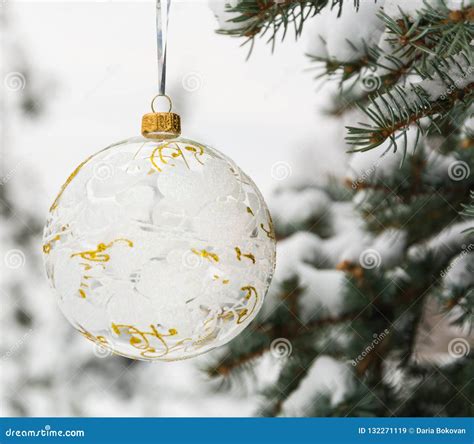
xmin=43 ymin=136 xmax=276 ymax=361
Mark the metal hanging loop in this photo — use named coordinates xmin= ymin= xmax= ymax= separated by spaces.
xmin=151 ymin=93 xmax=173 ymax=113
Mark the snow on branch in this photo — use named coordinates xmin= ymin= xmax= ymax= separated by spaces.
xmin=209 ymin=0 xmax=360 ymax=54
xmin=346 ymin=51 xmax=474 ymax=153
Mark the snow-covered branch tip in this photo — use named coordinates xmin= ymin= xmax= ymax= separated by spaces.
xmin=212 ymin=0 xmax=360 ymax=53
xmin=209 ymin=0 xmax=474 ymax=418
xmin=462 ymin=191 xmax=474 ymax=234
xmin=381 ymin=3 xmax=474 ymax=60
xmin=323 ymin=2 xmax=472 ymax=79
xmin=346 ymin=52 xmax=474 ymax=154
xmin=309 ymin=1 xmax=473 ymax=120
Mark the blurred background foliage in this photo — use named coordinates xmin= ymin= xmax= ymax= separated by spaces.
xmin=1 ymin=0 xmax=472 ymax=417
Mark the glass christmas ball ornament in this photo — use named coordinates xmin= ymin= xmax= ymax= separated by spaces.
xmin=43 ymin=99 xmax=276 ymax=361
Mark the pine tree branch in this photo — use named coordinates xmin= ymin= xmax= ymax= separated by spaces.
xmin=349 ymin=136 xmax=474 ymax=244
xmin=393 ymin=360 xmax=474 ymax=416
xmin=307 ymin=48 xmax=376 ymax=84
xmin=320 ymin=3 xmax=474 ymax=119
xmin=381 ymin=3 xmax=474 ymax=61
xmin=213 ymin=0 xmax=474 ymax=418
xmin=303 ymin=312 xmax=360 ymax=330
xmin=318 ymin=49 xmax=423 ymax=117
xmin=205 ymin=328 xmax=271 ymax=378
xmin=346 ymin=52 xmax=474 ymax=153
xmin=208 ymin=347 xmax=268 ymax=377
xmin=258 ymin=350 xmax=316 ymax=416
xmin=462 ymin=191 xmax=474 ymax=233
xmin=216 ymin=0 xmax=359 ymax=53
xmin=443 ymin=287 xmax=473 ymax=327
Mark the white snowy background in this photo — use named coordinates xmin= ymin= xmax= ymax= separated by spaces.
xmin=0 ymin=0 xmax=344 ymax=417
xmin=1 ymin=0 xmax=471 ymax=417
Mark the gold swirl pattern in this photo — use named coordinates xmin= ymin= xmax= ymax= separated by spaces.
xmin=184 ymin=145 xmax=205 ymax=165
xmin=43 ymin=234 xmax=61 ymax=254
xmin=260 ymin=221 xmax=276 ymax=240
xmin=43 ymin=137 xmax=276 ymax=360
xmin=71 ymin=238 xmax=134 ymax=262
xmin=77 ymin=325 xmax=108 ymax=346
xmin=150 ymin=142 xmax=184 ymax=172
xmin=213 ymin=275 xmax=230 ymax=285
xmin=235 ymin=247 xmax=256 ymax=264
xmin=50 ymin=155 xmax=94 ymax=212
xmin=150 ymin=142 xmax=205 ymax=172
xmin=237 ymin=286 xmax=259 ymax=324
xmin=111 ymin=323 xmax=178 ymax=359
xmin=70 ymin=238 xmax=134 ymax=298
xmin=43 ymin=225 xmax=70 ymax=254
xmin=217 ymin=286 xmax=259 ymax=325
xmin=192 ymin=248 xmax=219 ymax=263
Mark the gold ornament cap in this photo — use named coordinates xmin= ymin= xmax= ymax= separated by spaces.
xmin=142 ymin=94 xmax=181 ymax=140
xmin=142 ymin=112 xmax=181 ymax=139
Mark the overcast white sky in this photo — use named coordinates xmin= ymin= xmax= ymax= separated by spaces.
xmin=2 ymin=4 xmax=339 ymax=416
xmin=0 ymin=1 xmax=359 ymax=417
xmin=6 ymin=0 xmax=344 ymax=216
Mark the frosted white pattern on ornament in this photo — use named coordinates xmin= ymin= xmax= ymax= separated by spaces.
xmin=43 ymin=136 xmax=276 ymax=361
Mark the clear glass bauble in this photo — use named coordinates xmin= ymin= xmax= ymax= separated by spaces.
xmin=43 ymin=136 xmax=276 ymax=361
